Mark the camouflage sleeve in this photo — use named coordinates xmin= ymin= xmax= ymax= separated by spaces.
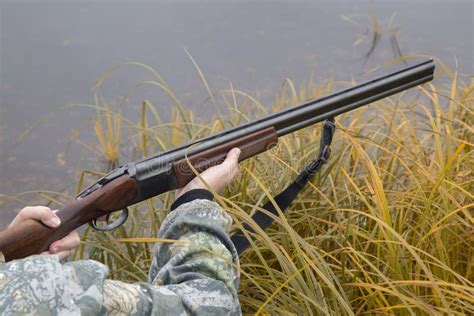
xmin=0 ymin=198 xmax=241 ymax=315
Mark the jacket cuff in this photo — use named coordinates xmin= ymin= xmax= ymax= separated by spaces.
xmin=171 ymin=189 xmax=214 ymax=211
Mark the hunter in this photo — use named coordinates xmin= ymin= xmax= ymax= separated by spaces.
xmin=0 ymin=149 xmax=242 ymax=315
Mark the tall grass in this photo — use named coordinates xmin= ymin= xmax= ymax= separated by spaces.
xmin=74 ymin=63 xmax=473 ymax=315
xmin=93 ymin=105 xmax=122 ymax=170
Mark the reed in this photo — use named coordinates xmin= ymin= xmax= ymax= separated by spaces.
xmin=69 ymin=62 xmax=473 ymax=315
xmin=93 ymin=104 xmax=122 ymax=170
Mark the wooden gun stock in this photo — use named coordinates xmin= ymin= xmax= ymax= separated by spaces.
xmin=172 ymin=127 xmax=278 ymax=187
xmin=0 ymin=175 xmax=138 ymax=261
xmin=0 ymin=128 xmax=277 ymax=262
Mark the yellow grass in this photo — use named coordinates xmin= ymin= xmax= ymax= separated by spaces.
xmin=67 ymin=62 xmax=473 ymax=314
xmin=93 ymin=105 xmax=122 ymax=168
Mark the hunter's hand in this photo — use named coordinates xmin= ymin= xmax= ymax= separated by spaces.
xmin=176 ymin=147 xmax=241 ymax=199
xmin=9 ymin=206 xmax=80 ymax=260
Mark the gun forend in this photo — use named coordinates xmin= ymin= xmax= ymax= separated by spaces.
xmin=173 ymin=127 xmax=278 ymax=187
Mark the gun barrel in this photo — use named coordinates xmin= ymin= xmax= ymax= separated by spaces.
xmin=136 ymin=59 xmax=434 ymax=171
xmin=276 ymin=60 xmax=434 ymax=135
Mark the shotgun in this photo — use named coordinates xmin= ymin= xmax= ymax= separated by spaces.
xmin=0 ymin=59 xmax=435 ymax=261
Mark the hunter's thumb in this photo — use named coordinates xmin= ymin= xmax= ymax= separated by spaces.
xmin=225 ymin=148 xmax=241 ymax=166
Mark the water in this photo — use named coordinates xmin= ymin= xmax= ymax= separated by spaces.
xmin=0 ymin=1 xmax=472 ymax=226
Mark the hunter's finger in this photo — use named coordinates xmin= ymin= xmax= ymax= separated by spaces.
xmin=55 ymin=250 xmax=71 ymax=261
xmin=40 ymin=249 xmax=71 ymax=261
xmin=226 ymin=148 xmax=241 ymax=176
xmin=223 ymin=148 xmax=241 ymax=167
xmin=49 ymin=230 xmax=81 ymax=254
xmin=9 ymin=206 xmax=61 ymax=228
xmin=40 ymin=250 xmax=70 ymax=261
xmin=205 ymin=147 xmax=240 ymax=178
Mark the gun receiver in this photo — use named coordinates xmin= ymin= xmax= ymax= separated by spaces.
xmin=0 ymin=60 xmax=435 ymax=261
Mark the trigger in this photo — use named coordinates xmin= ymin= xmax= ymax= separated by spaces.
xmin=90 ymin=208 xmax=129 ymax=231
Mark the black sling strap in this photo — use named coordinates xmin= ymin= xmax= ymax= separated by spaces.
xmin=231 ymin=118 xmax=336 ymax=254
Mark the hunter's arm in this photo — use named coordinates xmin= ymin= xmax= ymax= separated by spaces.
xmin=0 ymin=195 xmax=241 ymax=315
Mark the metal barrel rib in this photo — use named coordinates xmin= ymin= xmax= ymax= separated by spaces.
xmin=136 ymin=60 xmax=435 ymax=174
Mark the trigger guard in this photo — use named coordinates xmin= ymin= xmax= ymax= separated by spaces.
xmin=90 ymin=208 xmax=129 ymax=231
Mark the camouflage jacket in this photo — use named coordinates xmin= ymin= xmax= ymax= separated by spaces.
xmin=0 ymin=190 xmax=242 ymax=315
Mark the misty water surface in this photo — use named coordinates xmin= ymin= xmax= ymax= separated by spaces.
xmin=0 ymin=1 xmax=472 ymax=224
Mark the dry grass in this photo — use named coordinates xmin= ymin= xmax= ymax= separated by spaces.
xmin=93 ymin=105 xmax=122 ymax=170
xmin=69 ymin=62 xmax=473 ymax=315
